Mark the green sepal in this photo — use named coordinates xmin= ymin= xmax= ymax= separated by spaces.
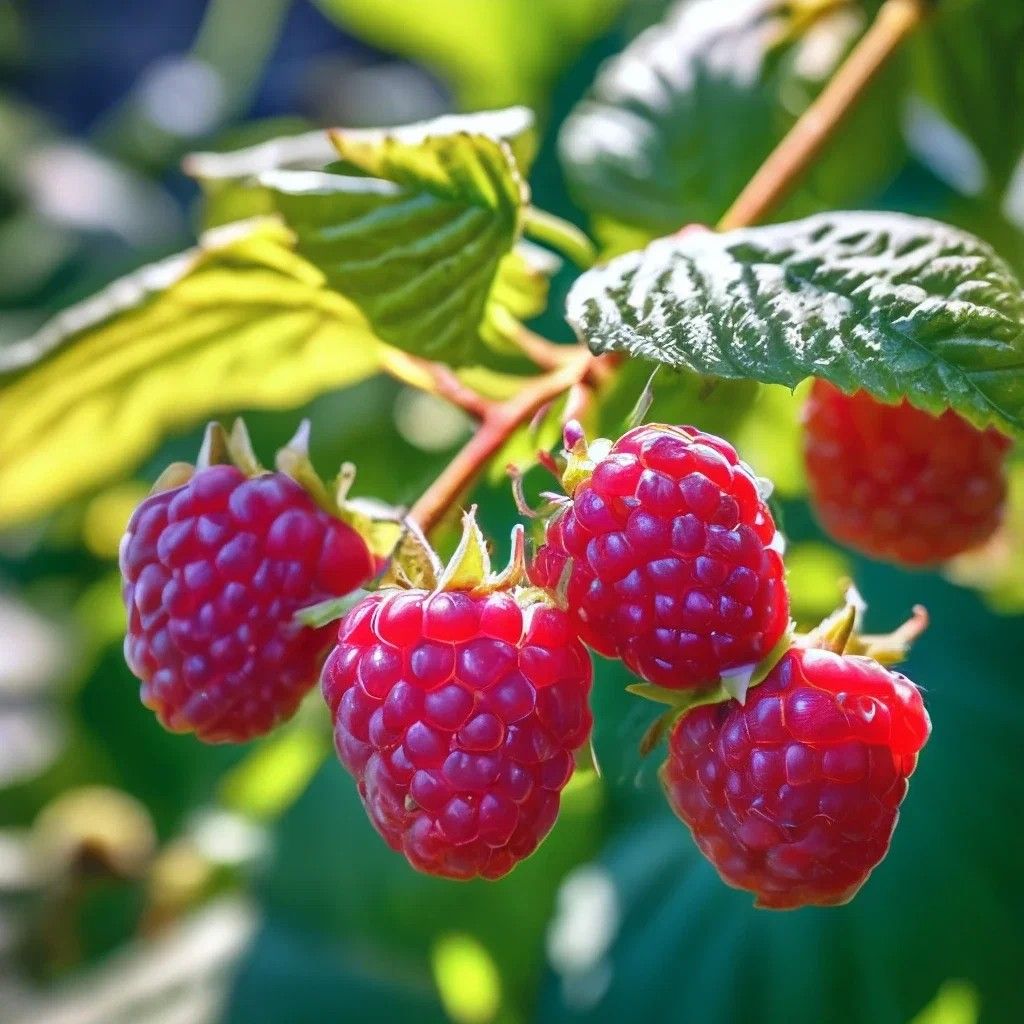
xmin=379 ymin=518 xmax=443 ymax=591
xmin=629 ymin=624 xmax=796 ymax=757
xmin=274 ymin=418 xmax=404 ymax=562
xmin=294 ymin=589 xmax=371 ymax=629
xmin=800 ymin=584 xmax=929 ymax=666
xmin=435 ymin=506 xmax=493 ymax=591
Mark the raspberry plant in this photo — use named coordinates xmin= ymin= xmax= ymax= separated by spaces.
xmin=3 ymin=0 xmax=1024 ymax=1019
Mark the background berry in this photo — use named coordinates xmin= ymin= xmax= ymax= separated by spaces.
xmin=121 ymin=464 xmax=377 ymax=742
xmin=803 ymin=380 xmax=1012 ymax=566
xmin=661 ymin=646 xmax=930 ymax=909
xmin=322 ymin=589 xmax=593 ymax=879
xmin=530 ymin=424 xmax=788 ymax=690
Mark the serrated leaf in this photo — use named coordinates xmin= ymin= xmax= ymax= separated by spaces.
xmin=0 ymin=220 xmax=382 ymax=528
xmin=189 ymin=108 xmax=538 ymax=228
xmin=313 ymin=0 xmax=622 ymax=110
xmin=560 ymin=0 xmax=905 ymax=250
xmin=328 ymin=107 xmax=538 ymax=183
xmin=569 ymin=211 xmax=1024 ymax=435
xmin=190 ymin=110 xmax=548 ymax=367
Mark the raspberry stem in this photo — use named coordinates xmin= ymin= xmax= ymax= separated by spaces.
xmin=717 ymin=0 xmax=933 ymax=231
xmin=405 ymin=0 xmax=928 ymax=534
xmin=408 ymin=351 xmax=600 ymax=534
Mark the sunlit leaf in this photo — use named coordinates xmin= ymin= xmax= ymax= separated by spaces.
xmin=189 ymin=110 xmax=553 ymax=367
xmin=0 ymin=220 xmax=382 ymax=527
xmin=313 ymin=0 xmax=622 ymax=110
xmin=570 ymin=211 xmax=1024 ymax=435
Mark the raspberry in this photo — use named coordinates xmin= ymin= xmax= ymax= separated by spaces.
xmin=661 ymin=645 xmax=930 ymax=909
xmin=322 ymin=588 xmax=593 ymax=879
xmin=803 ymin=380 xmax=1011 ymax=566
xmin=530 ymin=424 xmax=789 ymax=690
xmin=121 ymin=461 xmax=377 ymax=743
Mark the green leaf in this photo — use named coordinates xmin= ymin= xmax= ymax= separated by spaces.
xmin=312 ymin=0 xmax=622 ymax=109
xmin=911 ymin=0 xmax=1024 ymax=195
xmin=187 ymin=107 xmax=538 ymax=229
xmin=568 ymin=211 xmax=1024 ymax=435
xmin=190 ymin=110 xmax=553 ymax=367
xmin=560 ymin=0 xmax=905 ymax=250
xmin=225 ymin=919 xmax=448 ymax=1024
xmin=0 ymin=220 xmax=382 ymax=528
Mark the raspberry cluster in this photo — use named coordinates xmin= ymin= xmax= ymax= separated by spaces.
xmin=120 ymin=407 xmax=940 ymax=905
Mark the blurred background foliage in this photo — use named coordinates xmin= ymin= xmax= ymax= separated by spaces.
xmin=0 ymin=1 xmax=1022 ymax=1022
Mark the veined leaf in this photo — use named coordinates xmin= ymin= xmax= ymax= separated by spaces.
xmin=328 ymin=106 xmax=539 ymax=181
xmin=568 ymin=211 xmax=1024 ymax=435
xmin=560 ymin=0 xmax=905 ymax=251
xmin=0 ymin=220 xmax=381 ymax=528
xmin=190 ymin=109 xmax=549 ymax=366
xmin=262 ymin=167 xmax=520 ymax=363
xmin=187 ymin=107 xmax=539 ymax=231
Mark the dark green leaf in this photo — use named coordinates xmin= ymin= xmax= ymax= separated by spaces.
xmin=560 ymin=0 xmax=905 ymax=250
xmin=911 ymin=0 xmax=1024 ymax=194
xmin=569 ymin=211 xmax=1024 ymax=434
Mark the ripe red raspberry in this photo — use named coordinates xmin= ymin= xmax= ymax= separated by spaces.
xmin=803 ymin=380 xmax=1011 ymax=566
xmin=661 ymin=645 xmax=930 ymax=909
xmin=530 ymin=424 xmax=788 ymax=690
xmin=322 ymin=589 xmax=593 ymax=879
xmin=121 ymin=463 xmax=377 ymax=743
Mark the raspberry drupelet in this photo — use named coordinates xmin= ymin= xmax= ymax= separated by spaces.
xmin=531 ymin=423 xmax=789 ymax=691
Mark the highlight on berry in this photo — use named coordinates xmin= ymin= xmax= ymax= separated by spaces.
xmin=1 ymin=3 xmax=1020 ymax=1020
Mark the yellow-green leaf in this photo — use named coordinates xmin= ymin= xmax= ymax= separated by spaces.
xmin=313 ymin=0 xmax=622 ymax=110
xmin=0 ymin=219 xmax=381 ymax=528
xmin=189 ymin=110 xmax=555 ymax=367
